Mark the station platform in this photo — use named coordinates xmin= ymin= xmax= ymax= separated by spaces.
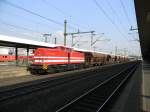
xmin=142 ymin=63 xmax=150 ymax=112
xmin=0 ymin=65 xmax=30 ymax=79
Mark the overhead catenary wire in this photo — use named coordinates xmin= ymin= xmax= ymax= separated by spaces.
xmin=92 ymin=0 xmax=129 ymax=41
xmin=0 ymin=26 xmax=42 ymax=40
xmin=41 ymin=0 xmax=91 ymax=30
xmin=128 ymin=0 xmax=138 ymax=27
xmin=2 ymin=1 xmax=63 ymax=26
xmin=2 ymin=1 xmax=77 ymax=30
xmin=0 ymin=11 xmax=69 ymax=42
xmin=41 ymin=0 xmax=69 ymax=17
xmin=0 ymin=20 xmax=42 ymax=35
xmin=119 ymin=0 xmax=132 ymax=27
xmin=2 ymin=0 xmax=94 ymax=38
xmin=105 ymin=0 xmax=128 ymax=33
xmin=0 ymin=21 xmax=44 ymax=40
xmin=0 ymin=10 xmax=54 ymax=30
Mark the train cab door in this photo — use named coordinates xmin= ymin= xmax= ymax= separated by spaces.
xmin=68 ymin=52 xmax=70 ymax=63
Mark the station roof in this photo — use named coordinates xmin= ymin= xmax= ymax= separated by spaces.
xmin=0 ymin=34 xmax=56 ymax=48
xmin=134 ymin=0 xmax=150 ymax=62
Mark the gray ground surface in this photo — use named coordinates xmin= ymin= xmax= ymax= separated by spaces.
xmin=142 ymin=63 xmax=150 ymax=112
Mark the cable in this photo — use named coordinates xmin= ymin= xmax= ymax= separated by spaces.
xmin=69 ymin=22 xmax=90 ymax=31
xmin=129 ymin=0 xmax=138 ymax=26
xmin=0 ymin=20 xmax=42 ymax=35
xmin=0 ymin=10 xmax=54 ymax=30
xmin=2 ymin=1 xmax=64 ymax=27
xmin=0 ymin=22 xmax=43 ymax=40
xmin=3 ymin=0 xmax=79 ymax=30
xmin=41 ymin=0 xmax=69 ymax=17
xmin=119 ymin=0 xmax=132 ymax=27
xmin=41 ymin=0 xmax=91 ymax=30
xmin=105 ymin=0 xmax=128 ymax=35
xmin=92 ymin=0 xmax=128 ymax=41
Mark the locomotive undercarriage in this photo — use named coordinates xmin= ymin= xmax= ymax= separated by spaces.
xmin=27 ymin=63 xmax=85 ymax=75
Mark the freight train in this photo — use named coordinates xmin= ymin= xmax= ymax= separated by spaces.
xmin=28 ymin=46 xmax=129 ymax=74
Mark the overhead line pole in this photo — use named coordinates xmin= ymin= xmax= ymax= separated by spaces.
xmin=91 ymin=31 xmax=95 ymax=49
xmin=115 ymin=46 xmax=118 ymax=56
xmin=71 ymin=34 xmax=77 ymax=47
xmin=71 ymin=34 xmax=73 ymax=46
xmin=64 ymin=20 xmax=67 ymax=46
xmin=54 ymin=37 xmax=57 ymax=44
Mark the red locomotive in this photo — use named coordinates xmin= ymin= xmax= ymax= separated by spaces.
xmin=28 ymin=46 xmax=85 ymax=74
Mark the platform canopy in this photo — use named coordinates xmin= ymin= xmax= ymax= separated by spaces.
xmin=134 ymin=0 xmax=150 ymax=62
xmin=0 ymin=34 xmax=56 ymax=48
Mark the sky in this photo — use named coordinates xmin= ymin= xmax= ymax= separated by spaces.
xmin=0 ymin=0 xmax=141 ymax=56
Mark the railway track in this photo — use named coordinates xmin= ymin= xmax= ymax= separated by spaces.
xmin=0 ymin=62 xmax=139 ymax=111
xmin=56 ymin=62 xmax=139 ymax=112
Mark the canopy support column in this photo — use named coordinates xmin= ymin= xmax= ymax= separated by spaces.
xmin=15 ymin=47 xmax=18 ymax=66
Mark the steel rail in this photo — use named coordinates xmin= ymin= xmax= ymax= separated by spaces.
xmin=56 ymin=62 xmax=138 ymax=112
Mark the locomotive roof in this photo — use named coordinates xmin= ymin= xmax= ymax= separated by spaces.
xmin=0 ymin=34 xmax=56 ymax=48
